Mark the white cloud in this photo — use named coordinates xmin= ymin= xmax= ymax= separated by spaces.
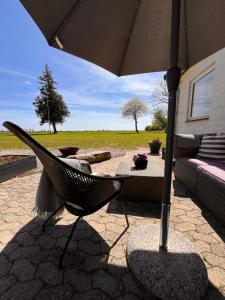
xmin=24 ymin=80 xmax=32 ymax=85
xmin=0 ymin=97 xmax=35 ymax=109
xmin=54 ymin=55 xmax=164 ymax=98
xmin=61 ymin=109 xmax=151 ymax=131
xmin=0 ymin=106 xmax=152 ymax=131
xmin=59 ymin=89 xmax=125 ymax=108
xmin=53 ymin=59 xmax=164 ymax=121
xmin=118 ymin=76 xmax=160 ymax=96
xmin=0 ymin=66 xmax=35 ymax=80
xmin=84 ymin=60 xmax=118 ymax=82
xmin=0 ymin=55 xmax=161 ymax=131
xmin=0 ymin=108 xmax=40 ymax=130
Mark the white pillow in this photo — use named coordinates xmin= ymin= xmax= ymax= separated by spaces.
xmin=197 ymin=135 xmax=225 ymax=161
xmin=59 ymin=157 xmax=81 ymax=170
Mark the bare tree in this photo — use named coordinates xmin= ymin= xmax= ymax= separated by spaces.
xmin=151 ymin=79 xmax=169 ymax=110
xmin=121 ymin=98 xmax=148 ymax=133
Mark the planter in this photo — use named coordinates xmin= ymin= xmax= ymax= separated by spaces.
xmin=0 ymin=155 xmax=37 ymax=183
xmin=134 ymin=159 xmax=148 ymax=169
xmin=58 ymin=146 xmax=79 ymax=157
xmin=149 ymin=142 xmax=162 ymax=155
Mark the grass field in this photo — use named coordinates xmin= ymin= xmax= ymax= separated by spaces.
xmin=0 ymin=131 xmax=166 ymax=150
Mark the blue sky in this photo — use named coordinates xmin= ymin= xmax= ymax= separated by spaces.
xmin=0 ymin=1 xmax=164 ymax=131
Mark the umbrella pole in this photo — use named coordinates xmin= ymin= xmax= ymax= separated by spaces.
xmin=159 ymin=0 xmax=181 ymax=250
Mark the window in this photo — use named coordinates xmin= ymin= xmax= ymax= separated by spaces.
xmin=190 ymin=69 xmax=214 ymax=119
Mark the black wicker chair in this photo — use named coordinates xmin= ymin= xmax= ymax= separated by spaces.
xmin=3 ymin=121 xmax=130 ymax=268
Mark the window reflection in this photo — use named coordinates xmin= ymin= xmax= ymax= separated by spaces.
xmin=191 ymin=70 xmax=214 ymax=118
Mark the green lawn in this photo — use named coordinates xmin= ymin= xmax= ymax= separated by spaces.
xmin=0 ymin=130 xmax=166 ymax=150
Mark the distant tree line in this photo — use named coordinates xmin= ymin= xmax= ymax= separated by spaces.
xmin=121 ymin=79 xmax=168 ymax=133
xmin=145 ymin=78 xmax=168 ymax=131
xmin=145 ymin=109 xmax=167 ymax=131
xmin=32 ymin=65 xmax=168 ymax=134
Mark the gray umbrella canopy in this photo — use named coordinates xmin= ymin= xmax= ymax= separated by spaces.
xmin=20 ymin=0 xmax=225 ymax=76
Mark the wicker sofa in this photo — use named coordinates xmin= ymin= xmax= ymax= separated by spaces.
xmin=174 ymin=133 xmax=225 ymax=227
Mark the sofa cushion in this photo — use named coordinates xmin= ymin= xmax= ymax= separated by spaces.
xmin=197 ymin=135 xmax=225 ymax=161
xmin=186 ymin=158 xmax=209 ymax=167
xmin=199 ymin=161 xmax=225 ymax=182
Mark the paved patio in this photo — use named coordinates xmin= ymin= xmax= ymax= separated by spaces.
xmin=0 ymin=151 xmax=225 ymax=299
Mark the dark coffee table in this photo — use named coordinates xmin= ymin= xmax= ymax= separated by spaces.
xmin=116 ymin=160 xmax=164 ymax=202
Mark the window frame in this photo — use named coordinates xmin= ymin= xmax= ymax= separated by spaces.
xmin=187 ymin=66 xmax=215 ymax=122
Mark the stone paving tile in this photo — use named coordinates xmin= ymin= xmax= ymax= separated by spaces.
xmin=0 ymin=151 xmax=225 ymax=299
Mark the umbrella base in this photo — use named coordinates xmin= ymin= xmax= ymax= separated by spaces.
xmin=126 ymin=224 xmax=208 ymax=300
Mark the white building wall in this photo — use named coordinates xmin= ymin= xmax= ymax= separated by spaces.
xmin=175 ymin=47 xmax=225 ymax=134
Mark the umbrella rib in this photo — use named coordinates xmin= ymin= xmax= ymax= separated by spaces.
xmin=48 ymin=0 xmax=82 ymax=47
xmin=118 ymin=0 xmax=142 ymax=76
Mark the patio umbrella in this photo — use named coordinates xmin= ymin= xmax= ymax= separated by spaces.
xmin=19 ymin=0 xmax=225 ymax=249
xmin=19 ymin=0 xmax=225 ymax=76
xmin=19 ymin=0 xmax=225 ymax=298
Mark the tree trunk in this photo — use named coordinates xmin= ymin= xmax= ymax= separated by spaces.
xmin=135 ymin=118 xmax=139 ymax=133
xmin=52 ymin=122 xmax=57 ymax=134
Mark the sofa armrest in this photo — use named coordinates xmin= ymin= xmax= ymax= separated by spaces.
xmin=174 ymin=134 xmax=202 ymax=159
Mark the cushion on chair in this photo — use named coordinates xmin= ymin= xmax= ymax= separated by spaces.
xmin=197 ymin=135 xmax=225 ymax=161
xmin=59 ymin=158 xmax=91 ymax=174
xmin=59 ymin=157 xmax=81 ymax=170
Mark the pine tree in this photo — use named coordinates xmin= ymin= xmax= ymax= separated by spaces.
xmin=33 ymin=65 xmax=70 ymax=134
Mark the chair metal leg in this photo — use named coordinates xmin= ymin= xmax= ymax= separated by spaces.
xmin=42 ymin=203 xmax=64 ymax=232
xmin=59 ymin=216 xmax=81 ymax=269
xmin=109 ymin=198 xmax=129 ymax=250
xmin=122 ymin=198 xmax=129 ymax=228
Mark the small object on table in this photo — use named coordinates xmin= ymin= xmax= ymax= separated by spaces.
xmin=149 ymin=139 xmax=162 ymax=155
xmin=133 ymin=153 xmax=148 ymax=169
xmin=58 ymin=146 xmax=79 ymax=157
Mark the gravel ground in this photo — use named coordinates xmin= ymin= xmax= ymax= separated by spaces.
xmin=0 ymin=147 xmax=126 ymax=158
xmin=0 ymin=148 xmax=126 ymax=169
xmin=0 ymin=147 xmax=150 ymax=177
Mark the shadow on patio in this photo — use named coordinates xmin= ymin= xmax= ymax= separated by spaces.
xmin=173 ymin=179 xmax=225 ymax=244
xmin=0 ymin=217 xmax=158 ymax=299
xmin=107 ymin=198 xmax=161 ymax=219
xmin=0 ymin=215 xmax=224 ymax=299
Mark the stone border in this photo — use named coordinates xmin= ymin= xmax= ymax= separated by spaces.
xmin=0 ymin=155 xmax=37 ymax=182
